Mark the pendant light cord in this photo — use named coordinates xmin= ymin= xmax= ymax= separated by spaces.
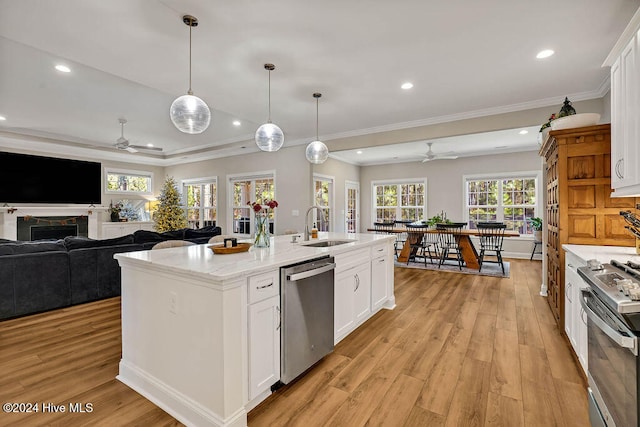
xmin=267 ymin=70 xmax=272 ymax=123
xmin=316 ymin=97 xmax=319 ymax=140
xmin=188 ymin=18 xmax=193 ymax=95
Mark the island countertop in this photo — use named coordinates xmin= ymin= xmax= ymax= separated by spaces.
xmin=115 ymin=232 xmax=395 ymax=282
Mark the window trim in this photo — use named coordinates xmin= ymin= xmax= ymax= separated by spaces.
xmin=182 ymin=176 xmax=218 ymax=229
xmin=104 ymin=167 xmax=153 ymax=195
xmin=227 ymin=170 xmax=277 ymax=236
xmin=371 ymin=178 xmax=427 ymax=222
xmin=313 ymin=173 xmax=335 ymax=232
xmin=462 ymin=170 xmax=542 ymax=236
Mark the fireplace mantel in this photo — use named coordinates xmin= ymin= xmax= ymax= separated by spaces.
xmin=1 ymin=206 xmax=104 ymax=240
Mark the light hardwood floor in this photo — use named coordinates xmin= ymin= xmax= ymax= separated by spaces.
xmin=0 ymin=259 xmax=588 ymax=426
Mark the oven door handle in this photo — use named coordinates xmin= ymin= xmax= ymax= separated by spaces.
xmin=580 ymin=288 xmax=638 ymax=356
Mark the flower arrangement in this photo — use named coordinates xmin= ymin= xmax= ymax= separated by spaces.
xmin=248 ymin=199 xmax=279 ymax=213
xmin=528 ymin=217 xmax=543 ymax=231
xmin=108 ymin=200 xmax=123 ymax=215
xmin=247 ymin=199 xmax=278 ymax=247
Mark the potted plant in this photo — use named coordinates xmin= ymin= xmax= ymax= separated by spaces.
xmin=529 ymin=217 xmax=543 ymax=241
xmin=108 ymin=201 xmax=122 ymax=222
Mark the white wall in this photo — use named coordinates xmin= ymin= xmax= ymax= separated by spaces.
xmin=165 ymin=145 xmax=313 ymax=235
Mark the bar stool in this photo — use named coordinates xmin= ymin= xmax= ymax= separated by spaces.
xmin=530 ymin=240 xmax=543 ymax=260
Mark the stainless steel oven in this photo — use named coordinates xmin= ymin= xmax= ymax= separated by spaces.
xmin=578 ymin=260 xmax=640 ymax=427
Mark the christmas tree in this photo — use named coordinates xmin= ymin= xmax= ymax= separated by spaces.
xmin=154 ymin=176 xmax=187 ymax=232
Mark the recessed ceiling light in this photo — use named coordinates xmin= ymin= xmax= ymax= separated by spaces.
xmin=519 ymin=129 xmax=529 ymax=135
xmin=536 ymin=49 xmax=554 ymax=59
xmin=401 ymin=82 xmax=413 ymax=90
xmin=232 ymin=120 xmax=241 ymax=126
xmin=0 ymin=115 xmax=6 ymax=121
xmin=356 ymin=150 xmax=363 ymax=154
xmin=146 ymin=143 xmax=154 ymax=147
xmin=55 ymin=64 xmax=71 ymax=73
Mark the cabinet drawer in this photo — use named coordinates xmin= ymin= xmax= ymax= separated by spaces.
xmin=335 ymin=248 xmax=370 ymax=272
xmin=248 ymin=270 xmax=279 ymax=304
xmin=565 ymin=251 xmax=587 ymax=273
xmin=370 ymin=242 xmax=391 ymax=258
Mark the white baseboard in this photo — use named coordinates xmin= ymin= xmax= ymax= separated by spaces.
xmin=118 ymin=359 xmax=246 ymax=427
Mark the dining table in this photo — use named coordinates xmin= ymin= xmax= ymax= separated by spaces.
xmin=367 ymin=226 xmax=520 ymax=269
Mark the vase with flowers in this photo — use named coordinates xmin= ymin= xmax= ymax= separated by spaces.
xmin=108 ymin=201 xmax=122 ymax=222
xmin=248 ymin=199 xmax=278 ymax=247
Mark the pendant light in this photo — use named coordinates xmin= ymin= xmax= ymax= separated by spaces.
xmin=169 ymin=15 xmax=211 ymax=134
xmin=305 ymin=93 xmax=329 ymax=164
xmin=255 ymin=64 xmax=284 ymax=151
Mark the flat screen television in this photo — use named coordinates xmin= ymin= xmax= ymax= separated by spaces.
xmin=0 ymin=151 xmax=102 ymax=204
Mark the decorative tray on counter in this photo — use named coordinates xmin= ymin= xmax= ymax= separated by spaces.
xmin=208 ymin=243 xmax=252 ymax=254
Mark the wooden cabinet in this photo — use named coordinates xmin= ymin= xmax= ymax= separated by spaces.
xmin=247 ymin=270 xmax=280 ymax=402
xmin=539 ymin=124 xmax=636 ymax=327
xmin=605 ymin=9 xmax=640 ymax=196
xmin=564 ymin=250 xmax=588 ymax=376
xmin=101 ymin=221 xmax=154 ymax=239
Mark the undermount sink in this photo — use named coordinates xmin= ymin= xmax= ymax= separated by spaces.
xmin=302 ymin=239 xmax=356 ymax=247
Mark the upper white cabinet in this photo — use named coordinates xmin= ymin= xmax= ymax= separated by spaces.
xmin=605 ymin=9 xmax=640 ymax=197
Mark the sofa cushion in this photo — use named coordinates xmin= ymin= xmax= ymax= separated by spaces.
xmin=0 ymin=244 xmax=15 ymax=255
xmin=184 ymin=226 xmax=222 ymax=240
xmin=5 ymin=240 xmax=66 ymax=254
xmin=63 ymin=235 xmax=134 ymax=251
xmin=133 ymin=229 xmax=186 ymax=243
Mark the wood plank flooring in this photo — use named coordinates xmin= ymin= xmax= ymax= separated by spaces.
xmin=0 ymin=259 xmax=588 ymax=426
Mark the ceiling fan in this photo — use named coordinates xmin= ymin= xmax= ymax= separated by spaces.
xmin=421 ymin=142 xmax=458 ymax=162
xmin=114 ymin=118 xmax=162 ymax=153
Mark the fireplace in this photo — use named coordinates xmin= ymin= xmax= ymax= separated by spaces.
xmin=17 ymin=216 xmax=88 ymax=241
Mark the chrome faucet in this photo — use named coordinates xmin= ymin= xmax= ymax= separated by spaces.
xmin=304 ymin=206 xmax=320 ymax=241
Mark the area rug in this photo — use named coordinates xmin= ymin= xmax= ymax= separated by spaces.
xmin=395 ymin=259 xmax=510 ymax=278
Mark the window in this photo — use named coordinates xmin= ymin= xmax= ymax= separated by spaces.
xmin=229 ymin=173 xmax=275 ymax=235
xmin=345 ymin=181 xmax=359 ymax=233
xmin=183 ymin=177 xmax=217 ymax=229
xmin=465 ymin=173 xmax=539 ymax=234
xmin=373 ymin=180 xmax=426 ymax=222
xmin=105 ymin=168 xmax=152 ymax=195
xmin=314 ymin=175 xmax=334 ymax=232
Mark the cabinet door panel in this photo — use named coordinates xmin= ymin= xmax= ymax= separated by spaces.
xmin=248 ymin=296 xmax=280 ymax=400
xmin=334 ymin=269 xmax=355 ymax=342
xmin=371 ymin=256 xmax=389 ymax=311
xmin=353 ymin=262 xmax=371 ymax=324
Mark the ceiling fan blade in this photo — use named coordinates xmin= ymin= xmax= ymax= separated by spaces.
xmin=125 ymin=146 xmax=138 ymax=153
xmin=129 ymin=144 xmax=163 ymax=151
xmin=421 ymin=158 xmax=432 ymax=163
xmin=438 ymin=156 xmax=459 ymax=160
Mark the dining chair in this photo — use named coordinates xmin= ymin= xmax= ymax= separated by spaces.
xmin=477 ymin=222 xmax=507 ymax=274
xmin=393 ymin=220 xmax=411 ymax=259
xmin=436 ymin=223 xmax=466 ymax=270
xmin=405 ymin=224 xmax=431 ymax=265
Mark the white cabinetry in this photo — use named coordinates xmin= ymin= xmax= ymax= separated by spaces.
xmin=101 ymin=221 xmax=154 ymax=239
xmin=247 ymin=270 xmax=280 ymax=402
xmin=371 ymin=242 xmax=392 ymax=311
xmin=606 ymin=9 xmax=640 ymax=196
xmin=334 ymin=248 xmax=371 ymax=344
xmin=564 ymin=251 xmax=588 ymax=375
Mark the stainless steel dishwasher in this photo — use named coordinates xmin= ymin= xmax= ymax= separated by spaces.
xmin=280 ymin=256 xmax=336 ymax=384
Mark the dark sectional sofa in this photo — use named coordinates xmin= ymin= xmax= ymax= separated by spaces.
xmin=0 ymin=226 xmax=221 ymax=320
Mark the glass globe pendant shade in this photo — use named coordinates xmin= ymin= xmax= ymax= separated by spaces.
xmin=255 ymin=122 xmax=284 ymax=152
xmin=305 ymin=140 xmax=329 ymax=164
xmin=170 ymin=94 xmax=211 ymax=134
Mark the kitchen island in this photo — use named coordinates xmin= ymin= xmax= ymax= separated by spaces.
xmin=114 ymin=232 xmax=396 ymax=427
